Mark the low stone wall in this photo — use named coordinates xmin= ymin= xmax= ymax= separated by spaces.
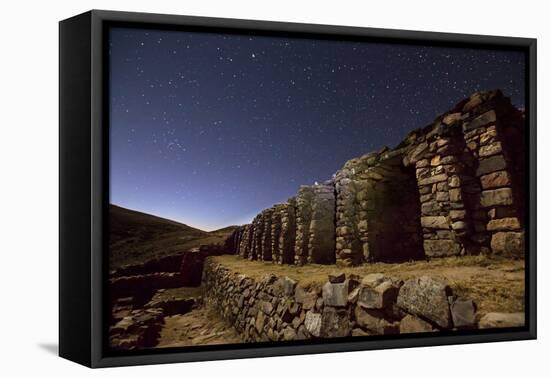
xmin=109 ymin=244 xmax=228 ymax=300
xmin=202 ymin=258 xmax=524 ymax=342
xmin=111 ymin=253 xmax=185 ymax=277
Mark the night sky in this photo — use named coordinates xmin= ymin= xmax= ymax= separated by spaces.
xmin=109 ymin=27 xmax=525 ymax=231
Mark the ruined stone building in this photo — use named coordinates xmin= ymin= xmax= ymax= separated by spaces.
xmin=227 ymin=90 xmax=526 ymax=266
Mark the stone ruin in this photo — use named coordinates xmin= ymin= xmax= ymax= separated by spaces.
xmin=227 ymin=91 xmax=526 ymax=265
xmin=108 ymin=90 xmax=527 ymax=350
xmin=203 ymin=260 xmax=525 ymax=342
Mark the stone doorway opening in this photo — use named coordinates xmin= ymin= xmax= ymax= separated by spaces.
xmin=361 ymin=158 xmax=425 ymax=262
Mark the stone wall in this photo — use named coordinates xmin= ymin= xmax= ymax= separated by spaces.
xmin=229 ymin=90 xmax=525 ymax=265
xmin=278 ymin=198 xmax=296 ymax=264
xmin=238 ymin=224 xmax=252 ymax=259
xmin=203 ymin=258 xmax=524 ymax=342
xmin=260 ymin=208 xmax=274 ymax=261
xmin=295 ymin=186 xmax=314 ymax=265
xmin=308 ymin=184 xmax=336 ymax=264
xmin=224 ymin=225 xmax=244 ymax=255
xmin=270 ymin=204 xmax=284 ymax=263
xmin=402 ymin=90 xmax=525 ymax=258
xmin=359 ymin=158 xmax=424 ymax=262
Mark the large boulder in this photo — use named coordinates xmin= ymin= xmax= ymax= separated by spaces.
xmin=295 ymin=287 xmax=318 ymax=310
xmin=396 ymin=276 xmax=453 ymax=329
xmin=478 ymin=312 xmax=525 ymax=329
xmin=399 ymin=314 xmax=434 ymax=333
xmin=282 ymin=277 xmax=298 ymax=296
xmin=322 ymin=280 xmax=349 ymax=307
xmin=354 ymin=307 xmax=399 ymax=335
xmin=423 ymin=240 xmax=461 ymax=257
xmin=450 ymin=298 xmax=477 ymax=328
xmin=304 ymin=311 xmax=322 ymax=337
xmin=357 ymin=275 xmax=400 ymax=310
xmin=490 ymin=232 xmax=524 ymax=257
xmin=273 ymin=276 xmax=298 ymax=296
xmin=320 ymin=307 xmax=350 ymax=338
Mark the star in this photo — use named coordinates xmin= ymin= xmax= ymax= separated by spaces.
xmin=109 ymin=27 xmax=525 ymax=230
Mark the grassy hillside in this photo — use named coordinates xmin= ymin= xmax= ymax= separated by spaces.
xmin=109 ymin=204 xmax=237 ymax=269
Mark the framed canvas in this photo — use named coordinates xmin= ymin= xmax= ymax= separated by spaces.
xmin=59 ymin=10 xmax=537 ymax=368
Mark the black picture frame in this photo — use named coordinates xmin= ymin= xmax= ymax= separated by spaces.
xmin=59 ymin=9 xmax=537 ymax=368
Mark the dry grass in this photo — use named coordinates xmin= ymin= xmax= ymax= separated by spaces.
xmin=211 ymin=255 xmax=525 ymax=315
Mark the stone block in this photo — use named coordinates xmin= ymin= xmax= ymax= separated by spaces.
xmin=442 ymin=112 xmax=462 ymax=126
xmin=423 ymin=240 xmax=461 ymax=257
xmin=480 ymin=171 xmax=512 ymax=189
xmin=281 ymin=277 xmax=297 ymax=296
xmin=436 ymin=181 xmax=449 ymax=192
xmin=351 ymin=328 xmax=370 ymax=337
xmin=480 ymin=126 xmax=497 ymax=145
xmin=416 ymin=159 xmax=429 ymax=168
xmin=463 ymin=110 xmax=496 ymax=131
xmin=421 ymin=216 xmax=449 ymax=229
xmin=449 ymin=188 xmax=462 ymax=202
xmin=476 ymin=155 xmax=507 ymax=177
xmin=322 ymin=281 xmax=349 ymax=307
xmin=478 ymin=312 xmax=525 ymax=329
xmin=417 ymin=173 xmax=448 ymax=186
xmin=450 ymin=298 xmax=477 ymax=328
xmin=396 ymin=276 xmax=453 ymax=329
xmin=361 ymin=273 xmax=386 ymax=287
xmin=421 ymin=201 xmax=442 ymax=215
xmin=255 ymin=311 xmax=265 ymax=332
xmin=490 ymin=232 xmax=524 ymax=256
xmin=295 ymin=287 xmax=318 ymax=310
xmin=486 ymin=217 xmax=521 ymax=231
xmin=354 ymin=307 xmax=399 ymax=335
xmin=436 ymin=191 xmax=449 ymax=202
xmin=358 ymin=280 xmax=399 ymax=310
xmin=448 ymin=175 xmax=460 ymax=188
xmin=451 ymin=221 xmax=466 ymax=231
xmin=479 ymin=141 xmax=503 ymax=157
xmin=449 ymin=210 xmax=466 ymax=220
xmin=462 ymin=93 xmax=484 ymax=112
xmin=407 ymin=142 xmax=428 ymax=165
xmin=399 ymin=314 xmax=434 ymax=333
xmin=480 ymin=188 xmax=514 ymax=207
xmin=441 ymin=155 xmax=458 ymax=164
xmin=321 ymin=307 xmax=350 ymax=338
xmin=282 ymin=327 xmax=297 ymax=341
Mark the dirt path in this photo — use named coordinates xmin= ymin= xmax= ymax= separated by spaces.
xmin=157 ymin=305 xmax=243 ymax=347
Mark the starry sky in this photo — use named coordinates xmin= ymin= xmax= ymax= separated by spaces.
xmin=109 ymin=26 xmax=525 ymax=231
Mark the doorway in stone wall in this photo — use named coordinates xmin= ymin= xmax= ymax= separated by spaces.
xmin=364 ymin=159 xmax=425 ymax=262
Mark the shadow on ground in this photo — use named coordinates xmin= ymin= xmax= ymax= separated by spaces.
xmin=38 ymin=343 xmax=58 ymax=356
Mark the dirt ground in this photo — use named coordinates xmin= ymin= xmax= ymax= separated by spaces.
xmin=152 ymin=254 xmax=524 ymax=348
xmin=157 ymin=305 xmax=243 ymax=347
xmin=211 ymin=254 xmax=525 ymax=315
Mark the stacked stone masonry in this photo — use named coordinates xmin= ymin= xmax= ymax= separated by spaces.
xmin=226 ymin=91 xmax=525 ymax=265
xmin=203 ymin=259 xmax=525 ymax=342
